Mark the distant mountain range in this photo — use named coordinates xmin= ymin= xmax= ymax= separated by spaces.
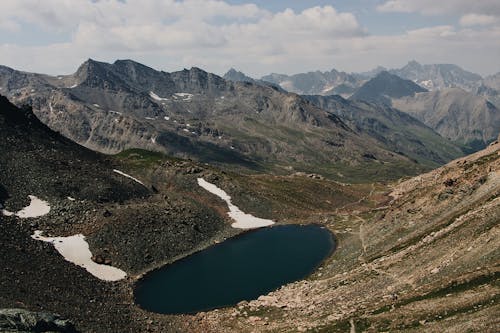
xmin=223 ymin=68 xmax=284 ymax=92
xmin=0 ymin=59 xmax=450 ymax=181
xmin=245 ymin=63 xmax=499 ymax=150
xmin=389 ymin=60 xmax=483 ymax=91
xmin=260 ymin=69 xmax=364 ymax=97
xmin=256 ymin=60 xmax=498 ymax=97
xmin=349 ymin=71 xmax=500 ymax=150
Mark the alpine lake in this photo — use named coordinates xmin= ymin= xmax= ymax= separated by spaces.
xmin=134 ymin=224 xmax=335 ymax=314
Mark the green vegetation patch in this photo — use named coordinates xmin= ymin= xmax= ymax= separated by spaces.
xmin=114 ymin=148 xmax=173 ymax=168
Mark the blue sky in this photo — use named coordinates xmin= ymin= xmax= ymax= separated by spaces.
xmin=227 ymin=0 xmax=457 ymax=34
xmin=0 ymin=0 xmax=499 ymax=77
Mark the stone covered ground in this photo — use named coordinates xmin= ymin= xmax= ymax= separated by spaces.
xmin=1 ymin=96 xmax=498 ymax=332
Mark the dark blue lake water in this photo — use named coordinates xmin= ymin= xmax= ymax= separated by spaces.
xmin=134 ymin=224 xmax=334 ymax=314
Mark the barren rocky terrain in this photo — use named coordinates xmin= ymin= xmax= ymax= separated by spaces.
xmin=1 ymin=96 xmax=498 ymax=332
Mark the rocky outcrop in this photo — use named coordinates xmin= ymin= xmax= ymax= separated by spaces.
xmin=0 ymin=308 xmax=77 ymax=332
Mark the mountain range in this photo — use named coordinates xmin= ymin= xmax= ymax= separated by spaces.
xmin=348 ymin=72 xmax=500 ymax=150
xmin=226 ymin=64 xmax=499 ymax=151
xmin=0 ymin=59 xmax=465 ymax=181
xmin=1 ymin=58 xmax=499 ymax=333
xmin=261 ymin=69 xmax=364 ymax=97
xmin=303 ymin=94 xmax=461 ymax=165
xmin=256 ymin=60 xmax=498 ymax=97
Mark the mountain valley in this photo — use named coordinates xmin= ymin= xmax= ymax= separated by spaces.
xmin=1 ymin=58 xmax=499 ymax=333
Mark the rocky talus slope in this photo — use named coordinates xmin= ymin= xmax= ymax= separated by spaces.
xmin=189 ymin=139 xmax=500 ymax=332
xmin=0 ymin=95 xmax=229 ymax=332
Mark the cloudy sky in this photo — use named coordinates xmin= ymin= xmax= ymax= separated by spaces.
xmin=0 ymin=0 xmax=499 ymax=77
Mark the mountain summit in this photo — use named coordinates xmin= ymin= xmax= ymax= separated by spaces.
xmin=349 ymin=71 xmax=427 ymax=105
xmin=390 ymin=60 xmax=482 ymax=90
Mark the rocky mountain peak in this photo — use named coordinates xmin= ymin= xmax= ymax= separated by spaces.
xmin=74 ymin=59 xmax=114 ymax=85
xmin=391 ymin=61 xmax=483 ymax=91
xmin=404 ymin=60 xmax=422 ymax=69
xmin=224 ymin=68 xmax=255 ymax=83
xmin=76 ymin=58 xmax=107 ymax=74
xmin=113 ymin=59 xmax=156 ymax=73
xmin=169 ymin=67 xmax=227 ymax=94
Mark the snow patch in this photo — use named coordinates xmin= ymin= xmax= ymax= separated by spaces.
xmin=279 ymin=80 xmax=295 ymax=91
xmin=173 ymin=92 xmax=193 ymax=101
xmin=419 ymin=80 xmax=434 ymax=89
xmin=151 ymin=136 xmax=156 ymax=144
xmin=93 ymin=104 xmax=100 ymax=108
xmin=48 ymin=102 xmax=54 ymax=113
xmin=164 ymin=116 xmax=170 ymax=121
xmin=69 ymin=84 xmax=78 ymax=88
xmin=113 ymin=169 xmax=145 ymax=186
xmin=2 ymin=195 xmax=50 ymax=218
xmin=31 ymin=231 xmax=127 ymax=281
xmin=67 ymin=197 xmax=76 ymax=201
xmin=321 ymin=84 xmax=335 ymax=93
xmin=145 ymin=117 xmax=155 ymax=120
xmin=149 ymin=91 xmax=169 ymax=101
xmin=197 ymin=178 xmax=275 ymax=229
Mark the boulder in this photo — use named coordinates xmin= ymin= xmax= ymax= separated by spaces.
xmin=0 ymin=308 xmax=78 ymax=332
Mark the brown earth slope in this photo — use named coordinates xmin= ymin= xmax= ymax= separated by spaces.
xmin=189 ymin=139 xmax=500 ymax=332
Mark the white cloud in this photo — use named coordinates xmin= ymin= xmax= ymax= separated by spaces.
xmin=0 ymin=1 xmax=499 ymax=77
xmin=377 ymin=0 xmax=500 ymax=16
xmin=460 ymin=14 xmax=497 ymax=27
